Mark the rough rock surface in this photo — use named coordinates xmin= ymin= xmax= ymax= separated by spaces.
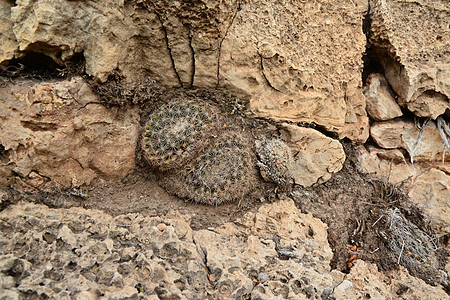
xmin=370 ymin=119 xmax=450 ymax=162
xmin=0 ymin=1 xmax=17 ymax=64
xmin=356 ymin=145 xmax=414 ymax=184
xmin=220 ymin=0 xmax=369 ymax=140
xmin=335 ymin=260 xmax=448 ymax=300
xmin=0 ymin=200 xmax=447 ymax=299
xmin=409 ymin=168 xmax=450 ymax=236
xmin=281 ymin=124 xmax=346 ymax=187
xmin=356 ymin=145 xmax=450 ymax=236
xmin=1 ymin=0 xmax=369 ymax=140
xmin=0 ymin=77 xmax=139 ymax=188
xmin=364 ymin=73 xmax=403 ymax=121
xmin=369 ymin=0 xmax=450 ymax=119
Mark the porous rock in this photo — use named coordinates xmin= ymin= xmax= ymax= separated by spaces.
xmin=356 ymin=145 xmax=414 ymax=184
xmin=364 ymin=73 xmax=403 ymax=121
xmin=281 ymin=124 xmax=346 ymax=187
xmin=0 ymin=1 xmax=18 ymax=64
xmin=0 ymin=77 xmax=139 ymax=188
xmin=1 ymin=0 xmax=369 ymax=141
xmin=370 ymin=119 xmax=450 ymax=162
xmin=0 ymin=200 xmax=447 ymax=298
xmin=369 ymin=0 xmax=450 ymax=119
xmin=335 ymin=260 xmax=448 ymax=300
xmin=409 ymin=168 xmax=450 ymax=236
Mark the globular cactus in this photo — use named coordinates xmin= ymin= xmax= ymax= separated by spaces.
xmin=160 ymin=131 xmax=258 ymax=205
xmin=142 ymin=100 xmax=219 ymax=171
xmin=383 ymin=208 xmax=444 ymax=285
xmin=255 ymin=138 xmax=293 ymax=186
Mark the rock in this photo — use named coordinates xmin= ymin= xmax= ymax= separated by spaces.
xmin=337 ymin=260 xmax=448 ymax=300
xmin=156 ymin=223 xmax=167 ymax=232
xmin=409 ymin=168 xmax=450 ymax=236
xmin=0 ymin=201 xmax=446 ymax=298
xmin=370 ymin=119 xmax=450 ymax=162
xmin=280 ymin=124 xmax=346 ymax=187
xmin=0 ymin=77 xmax=139 ymax=188
xmin=364 ymin=73 xmax=403 ymax=121
xmin=369 ymin=0 xmax=450 ymax=119
xmin=221 ymin=0 xmax=369 ymax=140
xmin=356 ymin=145 xmax=414 ymax=184
xmin=0 ymin=1 xmax=18 ymax=64
xmin=1 ymin=0 xmax=369 ymax=141
xmin=356 ymin=144 xmax=450 ymax=236
xmin=257 ymin=273 xmax=268 ymax=283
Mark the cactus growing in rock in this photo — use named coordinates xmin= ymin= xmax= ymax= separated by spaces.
xmin=383 ymin=208 xmax=443 ymax=285
xmin=255 ymin=138 xmax=293 ymax=186
xmin=160 ymin=131 xmax=258 ymax=205
xmin=142 ymin=100 xmax=219 ymax=171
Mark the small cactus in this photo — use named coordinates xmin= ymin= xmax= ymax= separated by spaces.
xmin=142 ymin=100 xmax=219 ymax=171
xmin=161 ymin=131 xmax=258 ymax=205
xmin=383 ymin=208 xmax=443 ymax=285
xmin=255 ymin=138 xmax=293 ymax=186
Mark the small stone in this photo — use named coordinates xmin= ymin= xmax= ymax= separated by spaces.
xmin=157 ymin=223 xmax=167 ymax=232
xmin=364 ymin=73 xmax=402 ymax=121
xmin=257 ymin=272 xmax=268 ymax=283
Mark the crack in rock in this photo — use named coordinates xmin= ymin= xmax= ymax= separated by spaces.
xmin=154 ymin=12 xmax=183 ymax=87
xmin=216 ymin=0 xmax=241 ymax=88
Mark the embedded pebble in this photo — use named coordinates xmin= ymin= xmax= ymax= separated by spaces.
xmin=157 ymin=223 xmax=167 ymax=231
xmin=257 ymin=272 xmax=269 ymax=283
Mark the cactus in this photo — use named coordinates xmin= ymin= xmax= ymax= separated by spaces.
xmin=255 ymin=138 xmax=293 ymax=186
xmin=160 ymin=131 xmax=258 ymax=205
xmin=383 ymin=208 xmax=444 ymax=285
xmin=142 ymin=100 xmax=219 ymax=171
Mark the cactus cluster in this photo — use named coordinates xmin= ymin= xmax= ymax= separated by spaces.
xmin=255 ymin=138 xmax=293 ymax=186
xmin=161 ymin=132 xmax=257 ymax=205
xmin=142 ymin=100 xmax=218 ymax=171
xmin=142 ymin=99 xmax=258 ymax=205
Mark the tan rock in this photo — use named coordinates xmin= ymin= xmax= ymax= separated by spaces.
xmin=0 ymin=201 xmax=447 ymax=298
xmin=370 ymin=119 xmax=450 ymax=162
xmin=369 ymin=0 xmax=450 ymax=119
xmin=336 ymin=260 xmax=448 ymax=299
xmin=7 ymin=0 xmax=179 ymax=86
xmin=356 ymin=145 xmax=415 ymax=184
xmin=0 ymin=1 xmax=18 ymax=64
xmin=364 ymin=73 xmax=403 ymax=121
xmin=409 ymin=168 xmax=450 ymax=236
xmin=0 ymin=77 xmax=139 ymax=188
xmin=220 ymin=0 xmax=368 ymax=140
xmin=1 ymin=0 xmax=369 ymax=141
xmin=281 ymin=124 xmax=346 ymax=187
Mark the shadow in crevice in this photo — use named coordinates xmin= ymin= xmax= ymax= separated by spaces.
xmin=0 ymin=50 xmax=85 ymax=80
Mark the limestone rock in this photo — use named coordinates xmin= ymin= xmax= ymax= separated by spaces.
xmin=0 ymin=201 xmax=446 ymax=298
xmin=0 ymin=1 xmax=18 ymax=64
xmin=409 ymin=168 xmax=450 ymax=236
xmin=0 ymin=77 xmax=139 ymax=188
xmin=369 ymin=0 xmax=450 ymax=119
xmin=221 ymin=0 xmax=369 ymax=140
xmin=1 ymin=0 xmax=369 ymax=140
xmin=336 ymin=260 xmax=448 ymax=300
xmin=364 ymin=73 xmax=403 ymax=121
xmin=370 ymin=119 xmax=450 ymax=162
xmin=281 ymin=124 xmax=346 ymax=187
xmin=7 ymin=0 xmax=180 ymax=86
xmin=356 ymin=145 xmax=415 ymax=184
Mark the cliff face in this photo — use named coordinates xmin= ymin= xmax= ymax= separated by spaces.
xmin=0 ymin=0 xmax=449 ymax=298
